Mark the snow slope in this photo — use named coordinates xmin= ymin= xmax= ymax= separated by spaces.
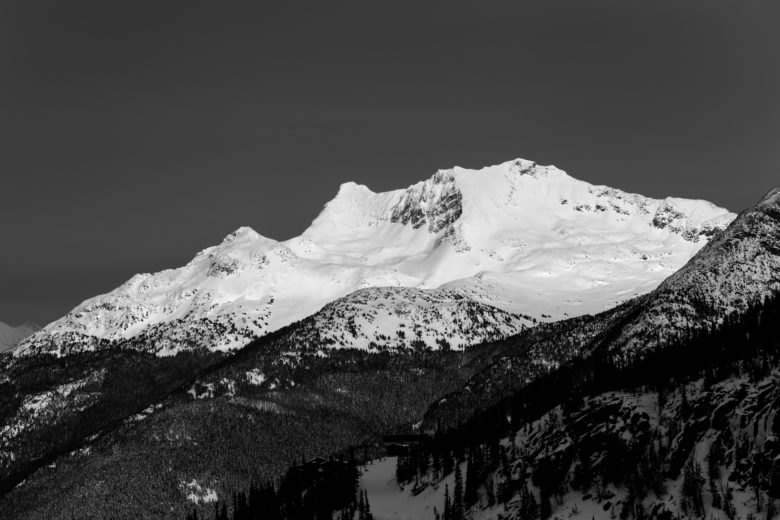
xmin=0 ymin=321 xmax=39 ymax=353
xmin=283 ymin=287 xmax=535 ymax=352
xmin=360 ymin=457 xmax=458 ymax=520
xmin=16 ymin=158 xmax=735 ymax=357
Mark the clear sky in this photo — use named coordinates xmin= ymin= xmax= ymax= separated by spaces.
xmin=1 ymin=0 xmax=778 ymax=326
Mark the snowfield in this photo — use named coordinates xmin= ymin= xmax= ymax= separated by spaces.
xmin=15 ymin=158 xmax=734 ymax=357
xmin=361 ymin=457 xmax=459 ymax=520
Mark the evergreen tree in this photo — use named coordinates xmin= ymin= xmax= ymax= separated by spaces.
xmin=682 ymin=459 xmax=704 ymax=517
xmin=443 ymin=484 xmax=451 ymax=520
xmin=359 ymin=490 xmax=374 ymax=520
xmin=708 ymin=442 xmax=723 ymax=510
xmin=358 ymin=489 xmax=366 ymax=520
xmin=464 ymin=450 xmax=478 ymax=507
xmin=453 ymin=461 xmax=465 ymax=520
xmin=485 ymin=475 xmax=496 ymax=508
xmin=539 ymin=489 xmax=553 ymax=520
xmin=722 ymin=481 xmax=737 ymax=520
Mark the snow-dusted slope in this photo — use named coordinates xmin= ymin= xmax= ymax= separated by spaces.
xmin=0 ymin=321 xmax=39 ymax=353
xmin=613 ymin=187 xmax=780 ymax=358
xmin=16 ymin=158 xmax=735 ymax=357
xmin=283 ymin=287 xmax=535 ymax=352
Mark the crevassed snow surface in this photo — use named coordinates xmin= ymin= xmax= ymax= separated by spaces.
xmin=17 ymin=158 xmax=735 ymax=356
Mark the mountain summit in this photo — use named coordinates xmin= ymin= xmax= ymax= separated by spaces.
xmin=16 ymin=158 xmax=735 ymax=357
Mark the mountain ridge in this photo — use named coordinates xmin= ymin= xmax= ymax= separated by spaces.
xmin=15 ymin=158 xmax=735 ymax=359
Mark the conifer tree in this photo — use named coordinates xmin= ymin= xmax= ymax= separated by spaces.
xmin=453 ymin=461 xmax=465 ymax=520
xmin=519 ymin=484 xmax=536 ymax=519
xmin=485 ymin=475 xmax=496 ymax=507
xmin=539 ymin=489 xmax=553 ymax=520
xmin=359 ymin=490 xmax=374 ymax=520
xmin=464 ymin=450 xmax=478 ymax=507
xmin=443 ymin=484 xmax=451 ymax=520
xmin=682 ymin=459 xmax=704 ymax=517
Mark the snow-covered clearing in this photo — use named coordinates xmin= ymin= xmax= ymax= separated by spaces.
xmin=360 ymin=457 xmax=459 ymax=520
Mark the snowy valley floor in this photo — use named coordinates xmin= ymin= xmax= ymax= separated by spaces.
xmin=361 ymin=457 xmax=447 ymax=520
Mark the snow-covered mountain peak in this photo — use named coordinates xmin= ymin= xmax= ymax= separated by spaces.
xmin=336 ymin=180 xmax=374 ymax=196
xmin=502 ymin=157 xmax=563 ymax=178
xmin=323 ymin=181 xmax=379 ymax=213
xmin=302 ymin=181 xmax=399 ymax=244
xmin=16 ymin=157 xmax=737 ymax=358
xmin=221 ymin=226 xmax=262 ymax=244
xmin=303 ymin=159 xmax=585 ymax=250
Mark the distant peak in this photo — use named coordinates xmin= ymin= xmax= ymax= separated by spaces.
xmin=336 ymin=181 xmax=373 ymax=196
xmin=503 ymin=158 xmax=566 ymax=179
xmin=0 ymin=320 xmax=39 ymax=332
xmin=322 ymin=181 xmax=377 ymax=209
xmin=222 ymin=226 xmax=261 ymax=244
xmin=757 ymin=187 xmax=780 ymax=208
xmin=506 ymin=157 xmax=537 ymax=170
xmin=19 ymin=321 xmax=40 ymax=330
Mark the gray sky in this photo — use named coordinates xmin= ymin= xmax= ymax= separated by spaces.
xmin=1 ymin=0 xmax=778 ymax=326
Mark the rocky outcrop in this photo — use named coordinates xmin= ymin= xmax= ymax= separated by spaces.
xmin=390 ymin=170 xmax=463 ymax=234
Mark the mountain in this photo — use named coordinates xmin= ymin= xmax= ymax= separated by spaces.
xmin=0 ymin=183 xmax=769 ymax=519
xmin=0 ymin=322 xmax=39 ymax=353
xmin=199 ymin=186 xmax=779 ymax=520
xmin=281 ymin=286 xmax=535 ymax=352
xmin=15 ymin=158 xmax=734 ymax=358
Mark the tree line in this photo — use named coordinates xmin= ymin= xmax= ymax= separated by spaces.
xmin=186 ymin=456 xmax=372 ymax=520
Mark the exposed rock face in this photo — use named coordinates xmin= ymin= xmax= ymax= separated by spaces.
xmin=390 ymin=170 xmax=463 ymax=234
xmin=651 ymin=198 xmax=727 ymax=242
